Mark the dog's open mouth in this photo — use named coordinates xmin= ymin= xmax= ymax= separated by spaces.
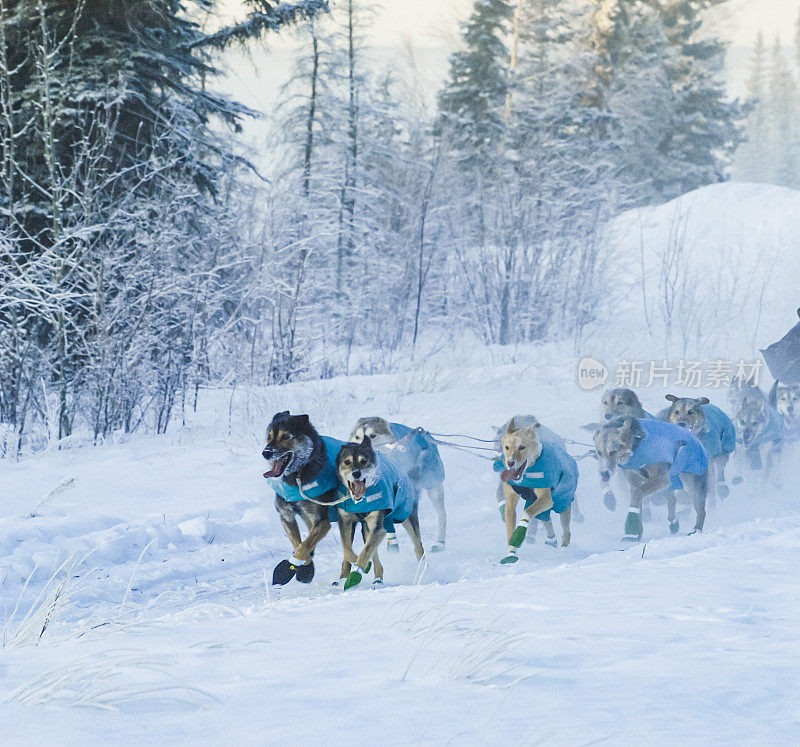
xmin=348 ymin=478 xmax=367 ymax=500
xmin=501 ymin=460 xmax=526 ymax=483
xmin=263 ymin=452 xmax=291 ymax=479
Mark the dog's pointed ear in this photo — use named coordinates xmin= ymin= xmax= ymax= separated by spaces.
xmin=699 ymin=397 xmax=710 ymax=405
xmin=362 ymin=434 xmax=372 ymax=449
xmin=297 ymin=414 xmax=310 ymax=428
xmin=507 ymin=418 xmax=517 ymax=433
xmin=665 ymin=394 xmax=679 ymax=403
xmin=272 ymin=410 xmax=290 ymax=422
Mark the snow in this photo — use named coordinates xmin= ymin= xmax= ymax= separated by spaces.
xmin=2 ymin=182 xmax=800 ymax=742
xmin=2 ymin=357 xmax=800 ymax=743
xmin=602 ymin=181 xmax=800 ymax=360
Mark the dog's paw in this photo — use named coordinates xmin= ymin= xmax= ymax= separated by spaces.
xmin=669 ymin=519 xmax=680 ymax=534
xmin=625 ymin=510 xmax=643 ymax=539
xmin=731 ymin=476 xmax=744 ymax=486
xmin=272 ymin=559 xmax=298 ymax=586
xmin=716 ymin=483 xmax=730 ymax=500
xmin=344 ymin=570 xmax=363 ymax=590
xmin=295 ymin=560 xmax=315 ymax=584
xmin=545 ymin=537 xmax=558 ymax=548
xmin=430 ymin=541 xmax=445 ymax=553
xmin=572 ymin=508 xmax=585 ymax=523
xmin=603 ymin=491 xmax=617 ymax=511
xmin=372 ymin=578 xmax=384 ymax=586
xmin=686 ymin=527 xmax=702 ymax=536
xmin=385 ymin=538 xmax=400 ymax=553
xmin=500 ymin=552 xmax=518 ymax=564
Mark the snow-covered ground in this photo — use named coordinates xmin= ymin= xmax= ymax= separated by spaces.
xmin=1 ymin=354 xmax=799 ymax=744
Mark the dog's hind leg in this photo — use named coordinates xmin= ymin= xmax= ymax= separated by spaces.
xmin=714 ymin=454 xmax=730 ymax=499
xmin=371 ymin=548 xmax=384 ymax=584
xmin=665 ymin=490 xmax=679 ymax=534
xmin=559 ymin=506 xmax=571 ymax=547
xmin=541 ymin=518 xmax=557 ymax=547
xmin=685 ymin=473 xmax=707 ymax=534
xmin=428 ymin=485 xmax=447 ymax=552
xmin=402 ymin=507 xmax=426 ymax=561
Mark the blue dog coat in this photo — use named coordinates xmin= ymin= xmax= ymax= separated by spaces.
xmin=382 ymin=423 xmax=446 ymax=489
xmin=622 ymin=419 xmax=707 ymax=490
xmin=268 ymin=436 xmax=344 ymax=521
xmin=493 ymin=441 xmax=578 ymax=521
xmin=743 ymin=407 xmax=784 ymax=470
xmin=701 ymin=404 xmax=736 ymax=459
xmin=339 ymin=450 xmax=418 ymax=533
xmin=748 ymin=407 xmax=784 ymax=448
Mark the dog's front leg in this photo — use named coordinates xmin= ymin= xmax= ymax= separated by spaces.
xmin=768 ymin=445 xmax=783 ymax=490
xmin=503 ymin=483 xmax=520 ymax=547
xmin=518 ymin=488 xmax=553 ymax=548
xmin=337 ymin=510 xmax=358 ymax=581
xmin=559 ymin=506 xmax=571 ymax=547
xmin=344 ymin=511 xmax=386 ymax=590
xmin=276 ymin=497 xmax=303 ymax=551
xmin=623 ymin=472 xmax=648 ymax=541
xmin=293 ymin=515 xmax=331 ymax=563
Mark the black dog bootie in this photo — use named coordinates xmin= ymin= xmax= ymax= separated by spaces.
xmin=272 ymin=559 xmax=298 ymax=585
xmin=295 ymin=560 xmax=315 ymax=583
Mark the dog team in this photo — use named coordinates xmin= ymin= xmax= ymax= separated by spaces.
xmin=262 ymin=379 xmax=799 ymax=586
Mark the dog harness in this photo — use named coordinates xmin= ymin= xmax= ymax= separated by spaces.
xmin=382 ymin=423 xmax=446 ymax=489
xmin=700 ymin=404 xmax=736 ymax=459
xmin=338 ymin=450 xmax=418 ymax=533
xmin=493 ymin=441 xmax=578 ymax=521
xmin=268 ymin=436 xmax=345 ymax=503
xmin=622 ymin=419 xmax=707 ymax=490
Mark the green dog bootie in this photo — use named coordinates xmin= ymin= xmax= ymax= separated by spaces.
xmin=500 ymin=550 xmax=519 ymax=564
xmin=624 ymin=510 xmax=643 ymax=539
xmin=510 ymin=523 xmax=528 ymax=548
xmin=344 ymin=569 xmax=363 ymax=590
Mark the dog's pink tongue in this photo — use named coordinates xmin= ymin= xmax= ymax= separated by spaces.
xmin=350 ymin=480 xmax=366 ymax=500
xmin=263 ymin=455 xmax=289 ymax=478
xmin=500 ymin=464 xmax=525 ymax=483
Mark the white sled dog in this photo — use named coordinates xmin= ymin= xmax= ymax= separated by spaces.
xmin=350 ymin=417 xmax=447 ymax=552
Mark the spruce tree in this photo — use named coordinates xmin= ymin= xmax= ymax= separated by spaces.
xmin=439 ymin=0 xmax=514 ymax=174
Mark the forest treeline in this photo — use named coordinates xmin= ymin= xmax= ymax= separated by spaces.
xmin=0 ymin=0 xmax=746 ymax=453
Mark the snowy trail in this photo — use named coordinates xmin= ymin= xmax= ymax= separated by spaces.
xmin=1 ymin=369 xmax=800 ymax=742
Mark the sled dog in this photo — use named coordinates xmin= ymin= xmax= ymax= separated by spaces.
xmin=494 ymin=415 xmax=583 ymax=523
xmin=494 ymin=418 xmax=576 ymax=563
xmin=590 ymin=417 xmax=708 ymax=540
xmin=350 ymin=417 xmax=446 ymax=551
xmin=662 ymin=395 xmax=736 ymax=499
xmin=770 ymin=382 xmax=800 ymax=442
xmin=600 ymin=388 xmax=652 ymax=420
xmin=593 ymin=389 xmax=653 ymax=512
xmin=262 ymin=411 xmax=342 ymax=585
xmin=730 ymin=385 xmax=784 ymax=488
xmin=335 ymin=437 xmax=425 ymax=589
